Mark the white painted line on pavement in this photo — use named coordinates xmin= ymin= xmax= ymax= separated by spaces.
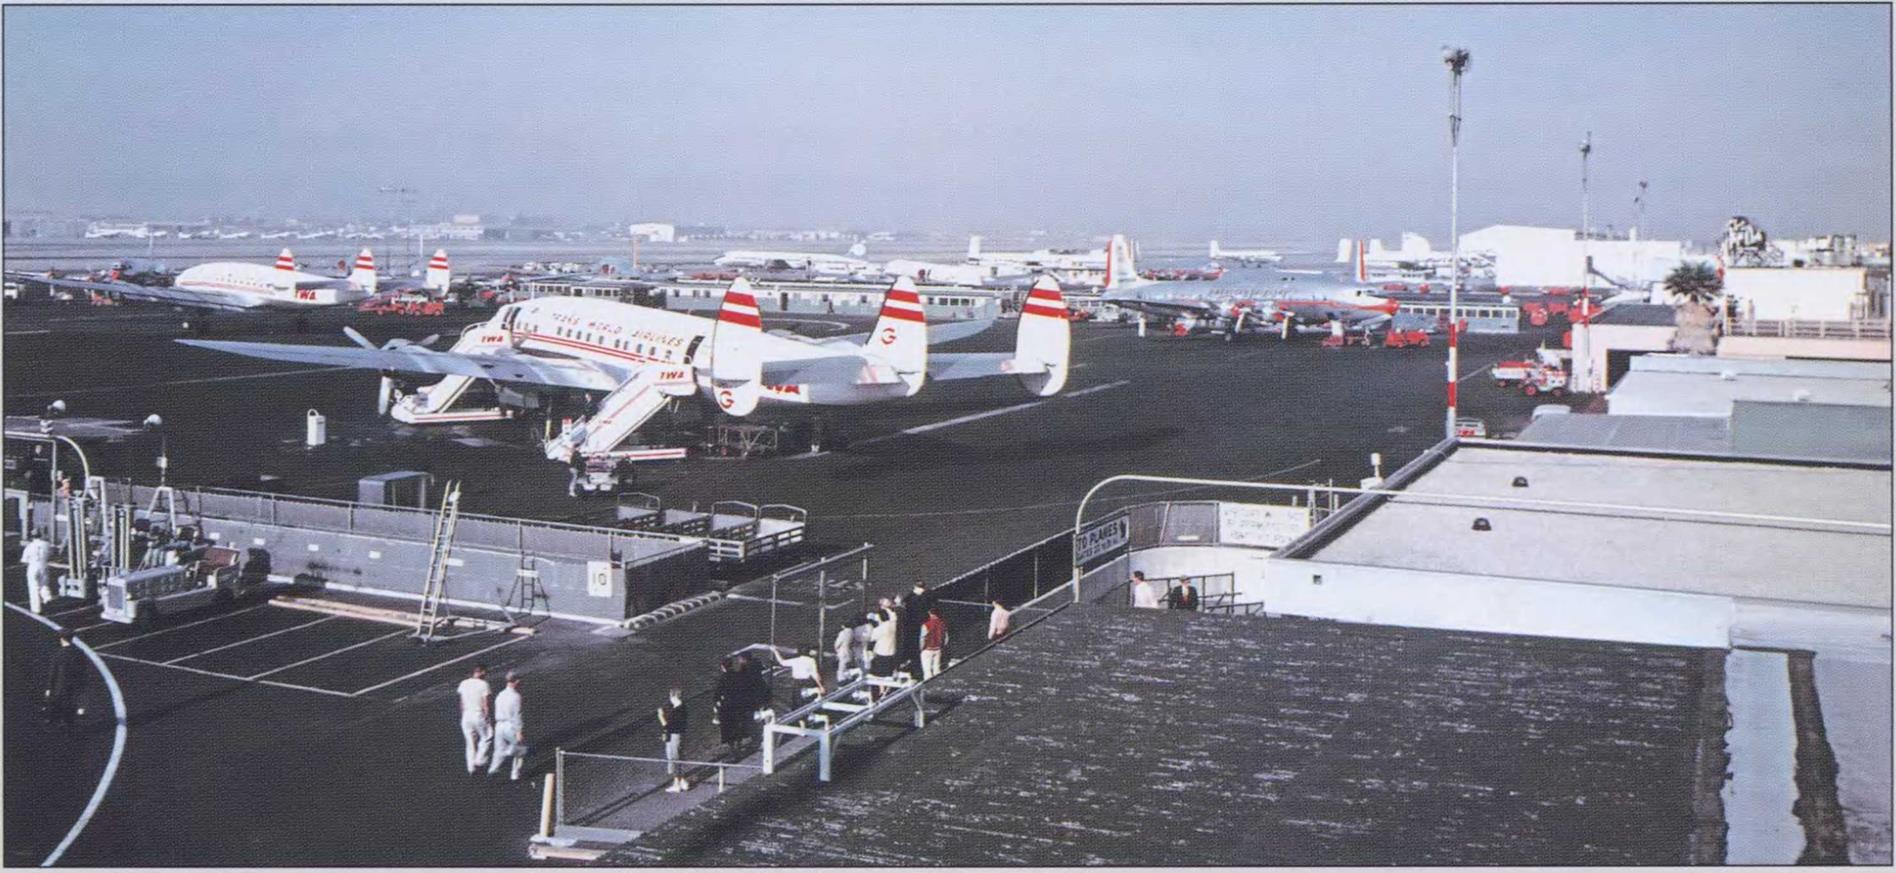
xmin=6 ymin=602 xmax=126 ymax=867
xmin=245 ymin=627 xmax=409 ymax=680
xmin=97 ymin=651 xmax=359 ymax=699
xmin=857 ymin=380 xmax=1131 ymax=446
xmin=17 ymin=366 xmax=350 ymax=400
xmin=91 ymin=604 xmax=270 ymax=650
xmin=348 ymin=635 xmax=527 ymax=697
xmin=165 ymin=615 xmax=339 ymax=664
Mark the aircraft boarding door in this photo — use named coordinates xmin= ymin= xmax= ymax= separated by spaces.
xmin=779 ymin=292 xmax=790 ymax=312
xmin=500 ymin=305 xmax=521 ymax=337
xmin=683 ymin=335 xmax=704 ymax=367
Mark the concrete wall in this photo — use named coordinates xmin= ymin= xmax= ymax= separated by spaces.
xmin=1126 ymin=545 xmax=1272 ymax=593
xmin=1725 ymin=267 xmax=1871 ymax=321
xmin=1571 ymin=322 xmax=1675 ymax=393
xmin=1730 ymin=599 xmax=1891 ymax=661
xmin=1261 ymin=556 xmax=1735 ymax=648
xmin=192 ymin=515 xmax=707 ymax=624
xmin=1717 ymin=335 xmax=1891 ymax=361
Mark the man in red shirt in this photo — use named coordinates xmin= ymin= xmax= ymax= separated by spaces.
xmin=919 ymin=608 xmax=949 ymax=680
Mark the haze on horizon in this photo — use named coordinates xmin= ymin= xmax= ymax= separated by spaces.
xmin=4 ymin=5 xmax=1889 ymax=245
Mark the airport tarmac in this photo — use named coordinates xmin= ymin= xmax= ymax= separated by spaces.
xmin=2 ymin=298 xmax=1565 ymax=865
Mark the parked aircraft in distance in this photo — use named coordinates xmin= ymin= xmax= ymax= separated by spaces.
xmin=181 ymin=276 xmax=1071 ymax=464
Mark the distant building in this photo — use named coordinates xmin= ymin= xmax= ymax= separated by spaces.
xmin=676 ymin=224 xmax=725 ymax=240
xmin=628 ymin=223 xmax=676 ymax=243
xmin=1460 ymin=224 xmax=1700 ymax=290
xmin=1722 ymin=266 xmax=1886 ymax=321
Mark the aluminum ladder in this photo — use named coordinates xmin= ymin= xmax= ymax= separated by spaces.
xmin=412 ymin=481 xmax=464 ymax=643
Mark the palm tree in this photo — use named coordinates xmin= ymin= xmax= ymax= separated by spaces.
xmin=1665 ymin=262 xmax=1722 ymax=355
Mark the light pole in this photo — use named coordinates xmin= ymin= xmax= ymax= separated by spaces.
xmin=1579 ymin=132 xmax=1592 ymax=295
xmin=1442 ymin=46 xmax=1471 ymax=440
xmin=144 ymin=414 xmax=168 ymax=488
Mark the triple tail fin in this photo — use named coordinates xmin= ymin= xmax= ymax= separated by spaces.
xmin=1014 ymin=275 xmax=1070 ymax=397
xmin=867 ymin=277 xmax=928 ymax=395
xmin=710 ymin=277 xmax=763 ymax=416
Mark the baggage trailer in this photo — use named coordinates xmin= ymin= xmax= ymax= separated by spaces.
xmin=615 ymin=494 xmax=807 ymax=564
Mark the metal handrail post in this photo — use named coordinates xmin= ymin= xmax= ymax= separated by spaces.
xmin=555 ymin=748 xmax=566 ymax=826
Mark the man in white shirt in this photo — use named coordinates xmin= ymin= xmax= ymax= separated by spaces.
xmin=488 ymin=672 xmax=526 ymax=780
xmin=1130 ymin=571 xmax=1161 ymax=609
xmin=21 ymin=532 xmax=53 ymax=614
xmin=773 ymin=645 xmax=827 ymax=700
xmin=988 ymin=600 xmax=1012 ymax=640
xmin=868 ymin=612 xmax=900 ymax=701
xmin=456 ymin=664 xmax=494 ymax=774
xmin=832 ymin=624 xmax=859 ymax=687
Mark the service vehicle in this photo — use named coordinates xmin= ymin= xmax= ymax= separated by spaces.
xmin=101 ymin=545 xmax=262 ymax=625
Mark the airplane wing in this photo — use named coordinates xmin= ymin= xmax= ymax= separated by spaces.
xmin=1103 ymin=297 xmax=1217 ymax=317
xmin=827 ymin=316 xmax=997 ymax=347
xmin=9 ymin=273 xmax=261 ymax=312
xmin=175 ymin=339 xmax=627 ymax=391
xmin=927 ymin=352 xmax=1046 ymax=382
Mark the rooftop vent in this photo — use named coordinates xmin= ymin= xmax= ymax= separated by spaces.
xmin=1512 ymin=476 xmax=1529 ymax=488
xmin=1793 ymin=388 xmax=1813 ymax=403
xmin=1472 ymin=517 xmax=1493 ymax=532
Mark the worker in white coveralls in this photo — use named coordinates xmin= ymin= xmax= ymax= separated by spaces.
xmin=457 ymin=663 xmax=494 ymax=774
xmin=488 ymin=672 xmax=526 ymax=780
xmin=22 ymin=531 xmax=53 ymax=614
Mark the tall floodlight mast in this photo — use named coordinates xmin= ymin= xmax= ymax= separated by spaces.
xmin=1579 ymin=133 xmax=1593 ymax=295
xmin=1442 ymin=46 xmax=1471 ymax=440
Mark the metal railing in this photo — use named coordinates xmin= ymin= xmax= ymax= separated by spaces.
xmin=552 ymin=748 xmax=761 ymax=832
xmin=1726 ymin=317 xmax=1892 ymax=340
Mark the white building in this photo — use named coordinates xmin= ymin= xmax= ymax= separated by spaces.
xmin=627 ymin=223 xmax=676 ymax=243
xmin=1722 ymin=266 xmax=1883 ymax=321
xmin=1460 ymin=224 xmax=1700 ymax=290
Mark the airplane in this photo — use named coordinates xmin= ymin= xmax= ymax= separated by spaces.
xmin=177 ymin=275 xmax=1072 ymax=464
xmin=5 ymin=248 xmax=377 ymax=311
xmin=357 ymin=249 xmax=455 ymax=297
xmin=714 ymin=241 xmax=874 ymax=277
xmin=1208 ymin=241 xmax=1284 ymax=266
xmin=1103 ymin=240 xmax=1399 ymax=339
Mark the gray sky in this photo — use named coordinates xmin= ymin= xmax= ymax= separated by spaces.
xmin=5 ymin=5 xmax=1889 ymax=243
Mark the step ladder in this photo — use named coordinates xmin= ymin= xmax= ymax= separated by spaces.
xmin=413 ymin=481 xmax=465 ymax=643
xmin=499 ymin=553 xmax=552 ymax=629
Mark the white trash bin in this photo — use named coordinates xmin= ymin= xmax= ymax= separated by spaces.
xmin=305 ymin=409 xmax=327 ymax=447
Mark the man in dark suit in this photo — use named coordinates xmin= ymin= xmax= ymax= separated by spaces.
xmin=43 ymin=628 xmax=88 ymax=727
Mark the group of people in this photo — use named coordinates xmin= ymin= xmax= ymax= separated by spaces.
xmin=455 ymin=664 xmax=528 ymax=780
xmin=824 ymin=584 xmax=966 ymax=702
xmin=1129 ymin=571 xmax=1201 ymax=611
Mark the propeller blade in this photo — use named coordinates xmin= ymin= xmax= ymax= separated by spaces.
xmin=377 ymin=374 xmax=395 ymax=416
xmin=343 ymin=326 xmax=376 ymax=349
xmin=417 ymin=334 xmax=440 ymax=348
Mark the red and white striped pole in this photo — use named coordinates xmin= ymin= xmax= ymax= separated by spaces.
xmin=1443 ymin=47 xmax=1471 ymax=439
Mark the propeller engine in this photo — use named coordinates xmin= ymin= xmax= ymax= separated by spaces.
xmin=342 ymin=327 xmax=439 ymax=415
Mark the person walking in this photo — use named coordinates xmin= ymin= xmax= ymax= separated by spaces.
xmin=898 ymin=584 xmax=929 ymax=679
xmin=488 ymin=672 xmax=527 ymax=780
xmin=659 ymin=686 xmax=689 ymax=793
xmin=456 ymin=664 xmax=494 ymax=774
xmin=919 ymin=607 xmax=949 ymax=680
xmin=43 ymin=628 xmax=87 ymax=727
xmin=1165 ymin=578 xmax=1201 ymax=611
xmin=988 ymin=600 xmax=1012 ymax=641
xmin=1130 ymin=571 xmax=1161 ymax=609
xmin=22 ymin=531 xmax=53 ymax=614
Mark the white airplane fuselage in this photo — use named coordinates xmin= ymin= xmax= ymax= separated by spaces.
xmin=172 ymin=262 xmax=365 ymax=309
xmin=480 ymin=296 xmax=912 ymax=407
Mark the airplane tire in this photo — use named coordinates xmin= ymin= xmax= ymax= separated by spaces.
xmin=1523 ymin=384 xmax=1539 ymax=397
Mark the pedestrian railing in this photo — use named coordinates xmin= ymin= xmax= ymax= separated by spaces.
xmin=1727 ymin=317 xmax=1892 ymax=340
xmin=550 ymin=748 xmax=761 ymax=834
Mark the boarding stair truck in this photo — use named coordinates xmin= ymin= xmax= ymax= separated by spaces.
xmin=100 ymin=545 xmax=261 ymax=625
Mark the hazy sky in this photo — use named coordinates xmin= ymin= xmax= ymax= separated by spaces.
xmin=5 ymin=5 xmax=1889 ymax=243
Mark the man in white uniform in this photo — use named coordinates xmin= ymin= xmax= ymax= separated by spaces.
xmin=457 ymin=664 xmax=493 ymax=774
xmin=772 ymin=645 xmax=828 ymax=700
xmin=488 ymin=672 xmax=526 ymax=780
xmin=22 ymin=532 xmax=53 ymax=614
xmin=1130 ymin=571 xmax=1161 ymax=609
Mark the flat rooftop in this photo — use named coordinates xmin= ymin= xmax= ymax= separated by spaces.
xmin=618 ymin=605 xmax=1723 ymax=866
xmin=1309 ymin=446 xmax=1891 ymax=609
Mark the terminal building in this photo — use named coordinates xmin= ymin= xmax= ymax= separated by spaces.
xmin=1459 ymin=224 xmax=1700 ymax=291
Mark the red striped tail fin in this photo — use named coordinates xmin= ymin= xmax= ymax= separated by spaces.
xmin=868 ymin=277 xmax=927 ymax=392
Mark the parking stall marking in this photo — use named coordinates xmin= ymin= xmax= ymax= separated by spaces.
xmin=243 ymin=627 xmax=412 ymax=681
xmin=347 ymin=634 xmax=528 ymax=697
xmin=89 ymin=604 xmax=271 ymax=650
xmin=97 ymin=651 xmax=361 ymax=699
xmin=163 ymin=615 xmax=340 ymax=665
